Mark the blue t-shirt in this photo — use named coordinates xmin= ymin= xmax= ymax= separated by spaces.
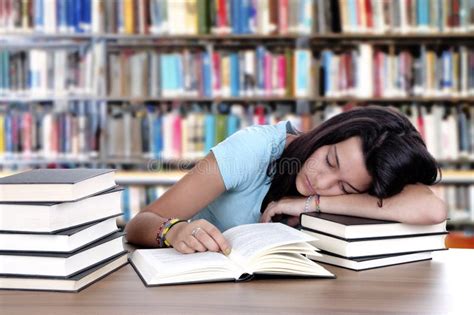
xmin=192 ymin=120 xmax=297 ymax=231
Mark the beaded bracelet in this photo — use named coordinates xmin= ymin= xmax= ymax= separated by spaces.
xmin=304 ymin=195 xmax=315 ymax=213
xmin=155 ymin=220 xmax=168 ymax=247
xmin=156 ymin=218 xmax=188 ymax=248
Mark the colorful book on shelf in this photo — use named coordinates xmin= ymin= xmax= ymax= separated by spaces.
xmin=215 ymin=113 xmax=227 ymax=144
xmin=3 ymin=0 xmax=474 ymax=35
xmin=130 ymin=223 xmax=334 ymax=286
xmin=119 ymin=186 xmax=131 ymax=224
xmin=5 ymin=101 xmax=471 ymax=164
xmin=0 ymin=253 xmax=128 ymax=292
xmin=123 ymin=0 xmax=135 ymax=34
xmin=0 ymin=46 xmax=99 ymax=96
xmin=294 ymin=49 xmax=312 ymax=97
xmin=202 ymin=49 xmax=213 ymax=97
xmin=152 ymin=112 xmax=163 ymax=158
xmin=10 ymin=42 xmax=474 ymax=100
xmin=227 ymin=108 xmax=240 ymax=136
xmin=197 ymin=0 xmax=210 ymax=34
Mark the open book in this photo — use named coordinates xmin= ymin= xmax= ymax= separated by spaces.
xmin=130 ymin=223 xmax=335 ymax=286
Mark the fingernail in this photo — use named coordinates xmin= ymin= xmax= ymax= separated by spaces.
xmin=223 ymin=248 xmax=232 ymax=256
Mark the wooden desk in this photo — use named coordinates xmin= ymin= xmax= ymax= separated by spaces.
xmin=1 ymin=249 xmax=472 ymax=314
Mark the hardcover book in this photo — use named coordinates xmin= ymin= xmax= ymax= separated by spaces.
xmin=300 ymin=212 xmax=447 ymax=239
xmin=0 ymin=186 xmax=123 ymax=233
xmin=0 ymin=232 xmax=125 ymax=277
xmin=0 ymin=216 xmax=120 ymax=253
xmin=307 ymin=250 xmax=442 ymax=271
xmin=301 ymin=212 xmax=447 ymax=258
xmin=0 ymin=254 xmax=128 ymax=292
xmin=0 ymin=169 xmax=116 ymax=202
xmin=130 ymin=223 xmax=334 ymax=286
xmin=302 ymin=229 xmax=447 ymax=258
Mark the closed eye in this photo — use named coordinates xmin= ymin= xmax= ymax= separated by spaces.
xmin=340 ymin=183 xmax=349 ymax=194
xmin=325 ymin=154 xmax=333 ymax=168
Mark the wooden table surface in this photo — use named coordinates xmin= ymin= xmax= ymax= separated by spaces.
xmin=1 ymin=249 xmax=472 ymax=315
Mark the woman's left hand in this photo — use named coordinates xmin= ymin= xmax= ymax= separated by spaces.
xmin=260 ymin=197 xmax=307 ymax=225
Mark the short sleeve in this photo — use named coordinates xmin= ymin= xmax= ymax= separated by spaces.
xmin=210 ymin=123 xmax=286 ymax=191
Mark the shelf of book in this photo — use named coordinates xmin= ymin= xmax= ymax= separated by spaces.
xmin=1 ymin=0 xmax=474 ymax=37
xmin=6 ymin=44 xmax=474 ymax=102
xmin=0 ymin=101 xmax=472 ymax=171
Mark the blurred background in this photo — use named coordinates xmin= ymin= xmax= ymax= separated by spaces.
xmin=0 ymin=0 xmax=472 ymax=248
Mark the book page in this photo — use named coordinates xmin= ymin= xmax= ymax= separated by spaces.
xmin=223 ymin=223 xmax=316 ymax=260
xmin=134 ymin=248 xmax=244 ymax=284
xmin=223 ymin=224 xmax=334 ymax=277
xmin=137 ymin=248 xmax=235 ymax=274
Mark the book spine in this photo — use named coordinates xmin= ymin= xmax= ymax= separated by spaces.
xmin=124 ymin=0 xmax=134 ymax=34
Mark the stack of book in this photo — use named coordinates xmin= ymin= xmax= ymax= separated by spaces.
xmin=0 ymin=169 xmax=128 ymax=292
xmin=300 ymin=212 xmax=448 ymax=271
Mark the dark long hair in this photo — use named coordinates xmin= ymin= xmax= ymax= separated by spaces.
xmin=260 ymin=105 xmax=440 ymax=212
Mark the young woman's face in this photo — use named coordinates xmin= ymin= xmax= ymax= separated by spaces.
xmin=296 ymin=136 xmax=372 ymax=197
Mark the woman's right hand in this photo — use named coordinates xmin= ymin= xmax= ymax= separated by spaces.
xmin=165 ymin=219 xmax=232 ymax=255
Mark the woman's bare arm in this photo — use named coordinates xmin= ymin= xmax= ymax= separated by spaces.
xmin=320 ymin=184 xmax=447 ymax=224
xmin=261 ymin=184 xmax=447 ymax=225
xmin=125 ymin=152 xmax=229 ymax=250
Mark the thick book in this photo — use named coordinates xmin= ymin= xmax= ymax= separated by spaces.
xmin=130 ymin=223 xmax=334 ymax=287
xmin=0 ymin=186 xmax=123 ymax=233
xmin=0 ymin=169 xmax=116 ymax=202
xmin=0 ymin=232 xmax=125 ymax=277
xmin=0 ymin=217 xmax=119 ymax=253
xmin=306 ymin=250 xmax=442 ymax=271
xmin=0 ymin=253 xmax=128 ymax=292
xmin=302 ymin=228 xmax=447 ymax=258
xmin=300 ymin=212 xmax=447 ymax=239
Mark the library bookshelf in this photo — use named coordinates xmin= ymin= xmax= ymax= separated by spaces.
xmin=1 ymin=0 xmax=474 ymax=244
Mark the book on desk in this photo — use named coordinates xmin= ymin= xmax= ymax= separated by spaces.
xmin=130 ymin=223 xmax=335 ymax=286
xmin=0 ymin=168 xmax=117 ymax=202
